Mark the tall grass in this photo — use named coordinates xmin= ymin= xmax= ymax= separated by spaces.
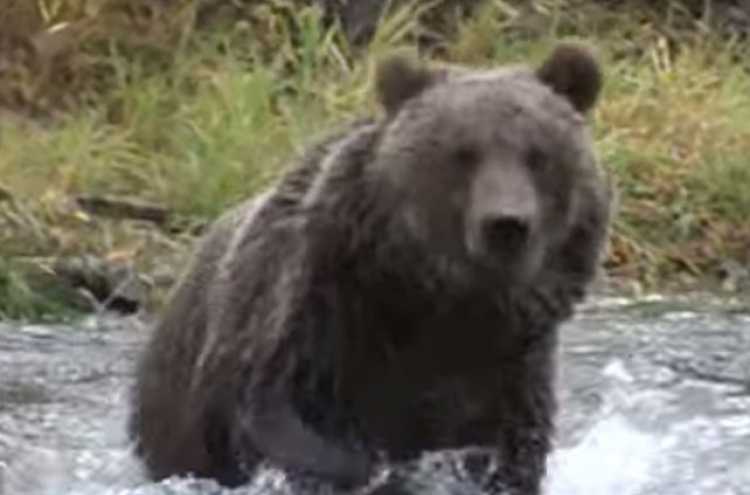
xmin=2 ymin=0 xmax=750 ymax=320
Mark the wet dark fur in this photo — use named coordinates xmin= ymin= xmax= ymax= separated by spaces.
xmin=129 ymin=44 xmax=615 ymax=495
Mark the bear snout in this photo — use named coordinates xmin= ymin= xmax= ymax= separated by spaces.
xmin=464 ymin=207 xmax=544 ymax=285
xmin=480 ymin=215 xmax=531 ymax=259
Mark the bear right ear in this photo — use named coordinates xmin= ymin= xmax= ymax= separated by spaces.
xmin=375 ymin=52 xmax=439 ymax=115
xmin=535 ymin=43 xmax=603 ymax=114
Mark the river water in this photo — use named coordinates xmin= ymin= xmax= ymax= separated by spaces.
xmin=1 ymin=293 xmax=749 ymax=495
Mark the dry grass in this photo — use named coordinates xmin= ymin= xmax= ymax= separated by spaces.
xmin=2 ymin=0 xmax=750 ymax=320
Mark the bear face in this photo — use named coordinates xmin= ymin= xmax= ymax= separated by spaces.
xmin=371 ymin=45 xmax=607 ymax=289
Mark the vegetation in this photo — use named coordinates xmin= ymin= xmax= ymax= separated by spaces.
xmin=2 ymin=0 xmax=750 ymax=321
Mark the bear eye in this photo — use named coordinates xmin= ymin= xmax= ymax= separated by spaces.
xmin=450 ymin=146 xmax=480 ymax=167
xmin=526 ymin=147 xmax=547 ymax=173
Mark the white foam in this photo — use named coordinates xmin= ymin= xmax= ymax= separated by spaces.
xmin=546 ymin=414 xmax=661 ymax=495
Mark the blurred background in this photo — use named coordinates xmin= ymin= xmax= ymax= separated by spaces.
xmin=1 ymin=0 xmax=750 ymax=321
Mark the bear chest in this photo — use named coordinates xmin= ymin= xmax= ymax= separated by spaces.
xmin=345 ymin=313 xmax=536 ymax=458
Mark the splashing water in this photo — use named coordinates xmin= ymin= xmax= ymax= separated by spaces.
xmin=1 ymin=293 xmax=749 ymax=495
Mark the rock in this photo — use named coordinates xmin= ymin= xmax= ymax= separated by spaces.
xmin=52 ymin=255 xmax=149 ymax=314
xmin=717 ymin=258 xmax=750 ymax=292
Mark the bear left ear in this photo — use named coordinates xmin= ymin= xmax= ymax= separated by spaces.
xmin=375 ymin=52 xmax=440 ymax=115
xmin=535 ymin=43 xmax=603 ymax=114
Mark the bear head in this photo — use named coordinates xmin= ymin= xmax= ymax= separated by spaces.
xmin=371 ymin=43 xmax=612 ymax=289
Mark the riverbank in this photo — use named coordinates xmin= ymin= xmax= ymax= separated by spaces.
xmin=2 ymin=0 xmax=750 ymax=321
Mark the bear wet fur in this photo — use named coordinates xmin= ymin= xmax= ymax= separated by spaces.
xmin=128 ymin=43 xmax=616 ymax=495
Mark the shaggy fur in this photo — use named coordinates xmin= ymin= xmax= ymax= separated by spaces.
xmin=129 ymin=43 xmax=616 ymax=495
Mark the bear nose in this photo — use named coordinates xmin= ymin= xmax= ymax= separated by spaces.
xmin=481 ymin=216 xmax=530 ymax=256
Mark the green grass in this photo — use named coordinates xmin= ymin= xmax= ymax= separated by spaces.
xmin=2 ymin=0 xmax=750 ymax=320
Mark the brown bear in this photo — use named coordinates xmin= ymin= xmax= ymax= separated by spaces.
xmin=128 ymin=42 xmax=615 ymax=495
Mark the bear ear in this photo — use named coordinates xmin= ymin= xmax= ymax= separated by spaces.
xmin=535 ymin=43 xmax=603 ymax=114
xmin=375 ymin=52 xmax=440 ymax=115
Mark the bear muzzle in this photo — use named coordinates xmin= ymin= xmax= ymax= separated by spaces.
xmin=480 ymin=215 xmax=531 ymax=260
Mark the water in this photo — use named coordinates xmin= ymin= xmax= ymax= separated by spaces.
xmin=1 ymin=293 xmax=749 ymax=495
